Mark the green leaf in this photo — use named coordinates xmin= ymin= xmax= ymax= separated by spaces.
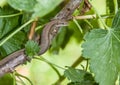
xmin=106 ymin=0 xmax=114 ymax=26
xmin=68 ymin=81 xmax=97 ymax=85
xmin=25 ymin=40 xmax=40 ymax=57
xmin=64 ymin=67 xmax=95 ymax=84
xmin=68 ymin=21 xmax=83 ymax=43
xmin=50 ymin=27 xmax=67 ymax=52
xmin=0 ymin=0 xmax=7 ymax=7
xmin=0 ymin=31 xmax=26 ymax=57
xmin=64 ymin=67 xmax=85 ymax=82
xmin=106 ymin=0 xmax=114 ymax=14
xmin=32 ymin=0 xmax=62 ymax=18
xmin=118 ymin=1 xmax=120 ymax=8
xmin=82 ymin=9 xmax=120 ymax=85
xmin=0 ymin=74 xmax=14 ymax=85
xmin=7 ymin=0 xmax=36 ymax=12
xmin=112 ymin=8 xmax=120 ymax=29
xmin=0 ymin=5 xmax=19 ymax=39
xmin=21 ymin=13 xmax=32 ymax=32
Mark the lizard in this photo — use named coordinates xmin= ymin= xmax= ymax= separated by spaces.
xmin=39 ymin=0 xmax=83 ymax=54
xmin=39 ymin=19 xmax=68 ymax=55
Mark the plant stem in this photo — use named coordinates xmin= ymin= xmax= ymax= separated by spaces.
xmin=74 ymin=14 xmax=96 ymax=19
xmin=0 ymin=12 xmax=23 ymax=18
xmin=113 ymin=0 xmax=118 ymax=13
xmin=28 ymin=21 xmax=37 ymax=40
xmin=34 ymin=56 xmax=65 ymax=78
xmin=73 ymin=18 xmax=83 ymax=34
xmin=12 ymin=72 xmax=17 ymax=85
xmin=84 ymin=19 xmax=93 ymax=28
xmin=90 ymin=2 xmax=109 ymax=29
xmin=85 ymin=59 xmax=89 ymax=71
xmin=35 ymin=56 xmax=65 ymax=70
xmin=16 ymin=76 xmax=26 ymax=85
xmin=74 ymin=14 xmax=114 ymax=20
xmin=15 ymin=72 xmax=33 ymax=85
xmin=0 ymin=19 xmax=34 ymax=46
xmin=35 ymin=25 xmax=44 ymax=31
xmin=71 ymin=56 xmax=85 ymax=67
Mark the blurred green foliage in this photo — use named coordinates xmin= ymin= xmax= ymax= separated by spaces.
xmin=0 ymin=0 xmax=119 ymax=85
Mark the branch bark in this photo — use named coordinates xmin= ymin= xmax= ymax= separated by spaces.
xmin=0 ymin=49 xmax=26 ymax=77
xmin=0 ymin=0 xmax=83 ymax=77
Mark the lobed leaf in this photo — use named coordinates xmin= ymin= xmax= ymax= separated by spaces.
xmin=64 ymin=67 xmax=95 ymax=85
xmin=82 ymin=9 xmax=120 ymax=85
xmin=25 ymin=40 xmax=40 ymax=58
xmin=64 ymin=67 xmax=86 ymax=82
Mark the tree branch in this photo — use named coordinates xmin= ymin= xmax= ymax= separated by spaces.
xmin=0 ymin=0 xmax=83 ymax=77
xmin=0 ymin=49 xmax=27 ymax=77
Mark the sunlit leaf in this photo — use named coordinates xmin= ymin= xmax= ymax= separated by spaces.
xmin=0 ymin=0 xmax=7 ymax=7
xmin=32 ymin=0 xmax=63 ymax=18
xmin=7 ymin=0 xmax=36 ymax=12
xmin=82 ymin=9 xmax=120 ymax=85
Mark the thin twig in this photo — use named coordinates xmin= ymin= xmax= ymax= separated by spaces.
xmin=85 ymin=59 xmax=89 ymax=71
xmin=74 ymin=14 xmax=96 ymax=19
xmin=74 ymin=14 xmax=114 ymax=20
xmin=34 ymin=57 xmax=64 ymax=78
xmin=28 ymin=18 xmax=38 ymax=40
xmin=15 ymin=72 xmax=33 ymax=85
xmin=0 ymin=12 xmax=23 ymax=18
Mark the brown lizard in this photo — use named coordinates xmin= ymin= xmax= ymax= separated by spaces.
xmin=39 ymin=20 xmax=68 ymax=55
xmin=39 ymin=0 xmax=83 ymax=54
